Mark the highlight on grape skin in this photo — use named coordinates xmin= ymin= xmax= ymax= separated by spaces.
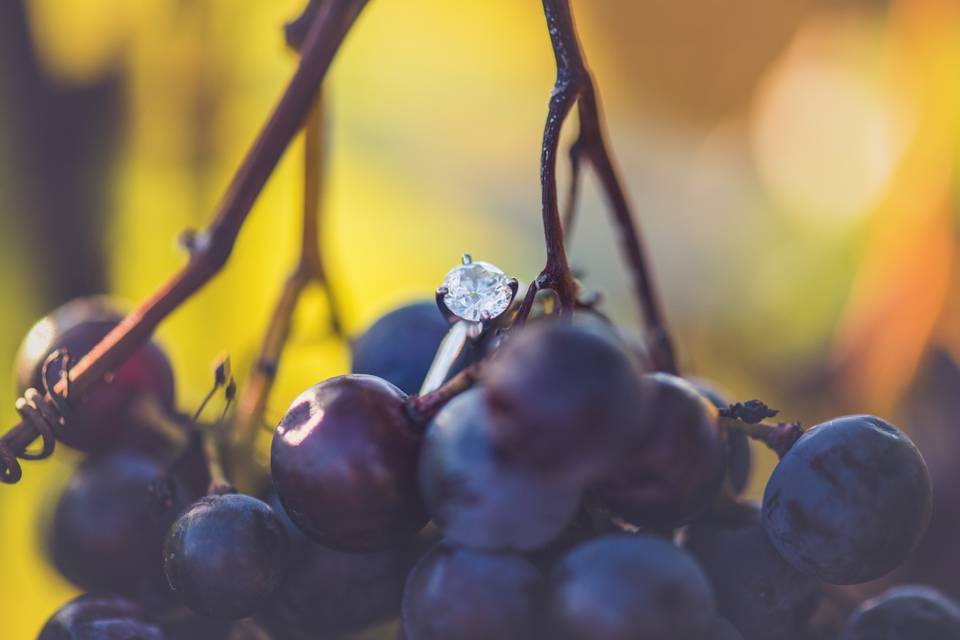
xmin=0 ymin=1 xmax=955 ymax=639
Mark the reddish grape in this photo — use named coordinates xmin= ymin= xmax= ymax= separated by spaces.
xmin=15 ymin=297 xmax=176 ymax=451
xmin=271 ymin=375 xmax=427 ymax=551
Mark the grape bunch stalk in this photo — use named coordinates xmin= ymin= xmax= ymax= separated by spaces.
xmin=2 ymin=1 xmax=953 ymax=640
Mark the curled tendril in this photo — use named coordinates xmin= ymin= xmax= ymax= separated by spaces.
xmin=0 ymin=441 xmax=20 ymax=483
xmin=1 ymin=350 xmax=75 ymax=484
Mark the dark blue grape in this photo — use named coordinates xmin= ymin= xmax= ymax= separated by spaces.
xmin=161 ymin=613 xmax=274 ymax=640
xmin=258 ymin=491 xmax=428 ymax=639
xmin=163 ymin=493 xmax=289 ymax=620
xmin=525 ymin=508 xmax=599 ymax=572
xmin=708 ymin=617 xmax=746 ymax=640
xmin=685 ymin=503 xmax=821 ymax=640
xmin=896 ymin=351 xmax=960 ymax=598
xmin=15 ymin=297 xmax=176 ymax=452
xmin=48 ymin=450 xmax=194 ymax=600
xmin=762 ymin=415 xmax=932 ymax=584
xmin=39 ymin=594 xmax=165 ymax=640
xmin=351 ymin=301 xmax=453 ymax=394
xmin=419 ymin=388 xmax=581 ymax=551
xmin=160 ymin=612 xmax=231 ymax=640
xmin=618 ymin=329 xmax=654 ymax=372
xmin=841 ymin=585 xmax=960 ymax=640
xmin=544 ymin=534 xmax=716 ymax=640
xmin=725 ymin=429 xmax=752 ymax=494
xmin=691 ymin=379 xmax=752 ymax=494
xmin=401 ymin=543 xmax=544 ymax=640
xmin=483 ymin=320 xmax=646 ymax=480
xmin=271 ymin=375 xmax=426 ymax=551
xmin=590 ymin=373 xmax=726 ymax=528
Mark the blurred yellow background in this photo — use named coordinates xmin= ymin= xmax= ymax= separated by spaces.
xmin=0 ymin=0 xmax=959 ymax=636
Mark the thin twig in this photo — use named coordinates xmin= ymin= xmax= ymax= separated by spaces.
xmin=531 ymin=0 xmax=678 ymax=374
xmin=0 ymin=0 xmax=369 ymax=484
xmin=192 ymin=360 xmax=236 ymax=494
xmin=230 ymin=97 xmax=339 ymax=489
xmin=202 ymin=424 xmax=234 ymax=495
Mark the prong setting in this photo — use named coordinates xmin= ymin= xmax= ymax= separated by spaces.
xmin=436 ymin=287 xmax=458 ymax=325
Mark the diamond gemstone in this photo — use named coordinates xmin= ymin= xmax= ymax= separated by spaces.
xmin=442 ymin=261 xmax=513 ymax=322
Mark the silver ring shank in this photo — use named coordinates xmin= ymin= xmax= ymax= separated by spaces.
xmin=419 ymin=320 xmax=475 ymax=395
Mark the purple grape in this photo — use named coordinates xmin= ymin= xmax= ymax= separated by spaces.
xmin=483 ymin=319 xmax=646 ymax=480
xmin=47 ymin=450 xmax=194 ymax=600
xmin=708 ymin=617 xmax=746 ymax=640
xmin=419 ymin=388 xmax=581 ymax=552
xmin=685 ymin=503 xmax=821 ymax=640
xmin=160 ymin=613 xmax=231 ymax=640
xmin=401 ymin=543 xmax=544 ymax=640
xmin=762 ymin=415 xmax=932 ymax=584
xmin=258 ymin=491 xmax=428 ymax=639
xmin=39 ymin=594 xmax=165 ymax=640
xmin=525 ymin=508 xmax=599 ymax=572
xmin=544 ymin=534 xmax=716 ymax=640
xmin=163 ymin=494 xmax=289 ymax=620
xmin=590 ymin=373 xmax=726 ymax=528
xmin=841 ymin=585 xmax=960 ymax=640
xmin=160 ymin=613 xmax=274 ymax=640
xmin=271 ymin=375 xmax=427 ymax=551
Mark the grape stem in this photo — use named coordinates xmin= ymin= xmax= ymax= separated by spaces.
xmin=202 ymin=423 xmax=235 ymax=495
xmin=406 ymin=362 xmax=483 ymax=428
xmin=0 ymin=0 xmax=369 ymax=485
xmin=519 ymin=0 xmax=678 ymax=376
xmin=230 ymin=95 xmax=341 ymax=490
xmin=719 ymin=416 xmax=804 ymax=459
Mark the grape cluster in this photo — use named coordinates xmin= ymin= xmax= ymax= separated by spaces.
xmin=30 ymin=292 xmax=948 ymax=640
xmin=28 ymin=298 xmax=281 ymax=638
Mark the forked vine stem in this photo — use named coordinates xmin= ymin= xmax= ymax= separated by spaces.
xmin=0 ymin=0 xmax=368 ymax=484
xmin=521 ymin=0 xmax=678 ymax=375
